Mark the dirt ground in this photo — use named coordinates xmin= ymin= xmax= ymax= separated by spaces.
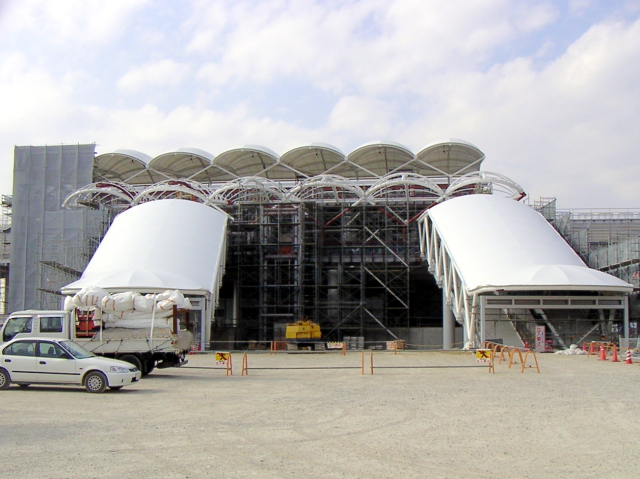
xmin=0 ymin=350 xmax=639 ymax=478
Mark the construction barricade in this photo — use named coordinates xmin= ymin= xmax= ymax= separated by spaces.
xmin=185 ymin=351 xmax=234 ymax=376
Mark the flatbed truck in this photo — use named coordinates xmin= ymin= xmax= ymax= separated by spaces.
xmin=0 ymin=308 xmax=193 ymax=375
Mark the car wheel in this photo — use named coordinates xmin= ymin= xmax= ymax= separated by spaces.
xmin=0 ymin=369 xmax=10 ymax=390
xmin=85 ymin=371 xmax=108 ymax=393
xmin=108 ymin=386 xmax=123 ymax=390
xmin=119 ymin=354 xmax=143 ymax=374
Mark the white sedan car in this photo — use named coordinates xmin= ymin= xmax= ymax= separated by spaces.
xmin=0 ymin=337 xmax=141 ymax=393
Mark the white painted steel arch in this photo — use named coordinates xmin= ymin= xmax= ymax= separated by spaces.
xmin=366 ymin=173 xmax=444 ymax=204
xmin=444 ymin=171 xmax=525 ymax=200
xmin=286 ymin=175 xmax=365 ymax=204
xmin=62 ymin=181 xmax=136 ymax=210
xmin=132 ymin=180 xmax=212 ymax=206
xmin=212 ymin=177 xmax=287 ymax=204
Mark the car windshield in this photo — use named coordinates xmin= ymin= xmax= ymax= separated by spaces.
xmin=59 ymin=340 xmax=95 ymax=359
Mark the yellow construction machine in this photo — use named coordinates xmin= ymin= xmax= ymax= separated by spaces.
xmin=285 ymin=319 xmax=322 ymax=350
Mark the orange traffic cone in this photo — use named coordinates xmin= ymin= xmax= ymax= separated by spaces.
xmin=625 ymin=348 xmax=633 ymax=364
xmin=611 ymin=346 xmax=619 ymax=362
xmin=588 ymin=342 xmax=595 ymax=356
xmin=598 ymin=344 xmax=606 ymax=361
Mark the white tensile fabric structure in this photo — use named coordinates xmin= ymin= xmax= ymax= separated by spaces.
xmin=419 ymin=194 xmax=632 ymax=349
xmin=62 ymin=198 xmax=228 ymax=299
xmin=88 ymin=140 xmax=485 ymax=184
xmin=62 ymin=199 xmax=228 ymax=349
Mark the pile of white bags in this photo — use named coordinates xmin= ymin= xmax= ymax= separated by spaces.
xmin=554 ymin=344 xmax=587 ymax=355
xmin=65 ymin=287 xmax=192 ymax=329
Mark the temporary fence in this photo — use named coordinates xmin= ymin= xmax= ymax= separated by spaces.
xmin=209 ymin=339 xmax=467 ymax=352
xmin=241 ymin=350 xmax=489 ymax=376
xmin=184 ymin=346 xmax=530 ymax=377
xmin=241 ymin=351 xmax=365 ymax=376
xmin=184 ymin=352 xmax=233 ymax=376
xmin=482 ymin=341 xmax=540 ymax=373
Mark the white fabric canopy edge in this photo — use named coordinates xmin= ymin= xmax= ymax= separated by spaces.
xmin=428 ymin=195 xmax=632 ymax=295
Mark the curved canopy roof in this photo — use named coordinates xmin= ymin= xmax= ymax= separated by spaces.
xmin=345 ymin=141 xmax=414 ymax=178
xmin=416 ymin=139 xmax=484 ymax=176
xmin=92 ymin=140 xmax=486 ymax=184
xmin=94 ymin=149 xmax=168 ymax=184
xmin=280 ymin=143 xmax=345 ymax=177
xmin=214 ymin=145 xmax=279 ymax=178
xmin=149 ymin=148 xmax=214 ymax=182
xmin=428 ymin=194 xmax=632 ymax=294
xmin=94 ymin=149 xmax=149 ymax=182
xmin=62 ymin=199 xmax=228 ymax=295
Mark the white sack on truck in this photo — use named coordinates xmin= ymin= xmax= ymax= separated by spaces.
xmin=108 ymin=318 xmax=174 ymax=329
xmin=67 ymin=287 xmax=192 ymax=328
xmin=71 ymin=286 xmax=110 ymax=310
xmin=101 ymin=291 xmax=137 ymax=312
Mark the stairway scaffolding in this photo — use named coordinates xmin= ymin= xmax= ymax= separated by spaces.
xmin=484 ymin=310 xmax=524 ymax=348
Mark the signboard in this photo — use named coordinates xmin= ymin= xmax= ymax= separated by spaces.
xmin=215 ymin=352 xmax=230 ymax=365
xmin=535 ymin=326 xmax=546 ymax=353
xmin=326 ymin=342 xmax=344 ymax=350
xmin=476 ymin=349 xmax=492 ymax=364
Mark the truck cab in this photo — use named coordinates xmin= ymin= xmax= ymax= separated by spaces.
xmin=2 ymin=311 xmax=68 ymax=344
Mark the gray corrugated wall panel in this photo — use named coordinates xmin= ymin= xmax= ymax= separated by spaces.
xmin=8 ymin=144 xmax=95 ymax=311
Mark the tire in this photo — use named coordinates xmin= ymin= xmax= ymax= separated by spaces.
xmin=144 ymin=359 xmax=155 ymax=376
xmin=119 ymin=354 xmax=144 ymax=374
xmin=0 ymin=369 xmax=10 ymax=390
xmin=108 ymin=386 xmax=123 ymax=390
xmin=84 ymin=371 xmax=108 ymax=393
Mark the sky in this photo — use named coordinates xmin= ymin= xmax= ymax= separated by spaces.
xmin=0 ymin=0 xmax=639 ymax=208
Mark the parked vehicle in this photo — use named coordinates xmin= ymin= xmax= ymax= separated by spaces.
xmin=0 ymin=308 xmax=193 ymax=375
xmin=0 ymin=337 xmax=141 ymax=393
xmin=285 ymin=319 xmax=323 ymax=350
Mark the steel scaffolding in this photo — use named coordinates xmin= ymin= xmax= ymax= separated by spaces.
xmin=215 ymin=198 xmax=432 ymax=344
xmin=36 ymin=208 xmax=113 ymax=310
xmin=0 ymin=195 xmax=11 ymax=316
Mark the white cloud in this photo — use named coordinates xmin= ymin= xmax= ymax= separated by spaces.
xmin=117 ymin=60 xmax=191 ymax=92
xmin=0 ymin=0 xmax=150 ymax=45
xmin=513 ymin=2 xmax=559 ymax=32
xmin=394 ymin=17 xmax=640 ymax=207
xmin=181 ymin=0 xmax=557 ymax=95
xmin=327 ymin=96 xmax=400 ymax=141
xmin=569 ymin=0 xmax=596 ymax=16
xmin=0 ymin=0 xmax=639 ymax=210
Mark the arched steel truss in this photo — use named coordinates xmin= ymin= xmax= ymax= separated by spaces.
xmin=131 ymin=180 xmax=213 ymax=206
xmin=211 ymin=177 xmax=287 ymax=205
xmin=62 ymin=181 xmax=136 ymax=210
xmin=63 ymin=171 xmax=526 ymax=212
xmin=444 ymin=171 xmax=526 ymax=200
xmin=418 ymin=212 xmax=478 ymax=348
xmin=366 ymin=173 xmax=444 ymax=205
xmin=286 ymin=175 xmax=365 ymax=204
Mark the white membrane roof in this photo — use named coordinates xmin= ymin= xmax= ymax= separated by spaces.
xmin=416 ymin=140 xmax=484 ymax=176
xmin=94 ymin=140 xmax=485 ymax=183
xmin=428 ymin=194 xmax=633 ymax=294
xmin=62 ymin=199 xmax=228 ymax=295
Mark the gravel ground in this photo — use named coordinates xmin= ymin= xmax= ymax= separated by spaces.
xmin=0 ymin=350 xmax=639 ymax=478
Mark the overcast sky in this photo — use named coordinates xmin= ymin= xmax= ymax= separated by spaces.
xmin=0 ymin=0 xmax=639 ymax=208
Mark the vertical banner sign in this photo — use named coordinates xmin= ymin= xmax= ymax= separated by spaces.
xmin=535 ymin=326 xmax=546 ymax=352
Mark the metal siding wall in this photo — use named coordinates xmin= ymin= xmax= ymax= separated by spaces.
xmin=8 ymin=144 xmax=95 ymax=311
